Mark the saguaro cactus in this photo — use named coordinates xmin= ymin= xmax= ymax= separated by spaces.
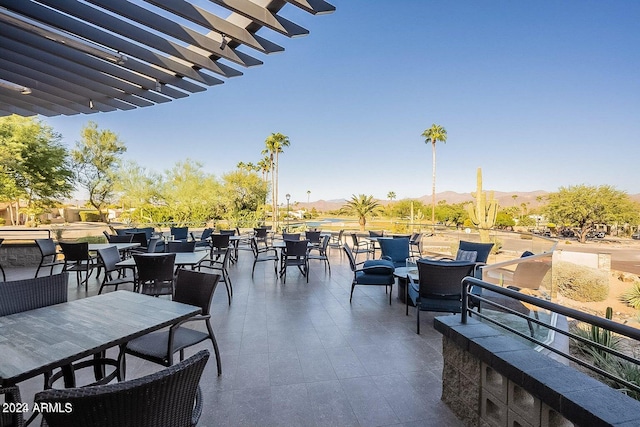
xmin=466 ymin=168 xmax=497 ymax=243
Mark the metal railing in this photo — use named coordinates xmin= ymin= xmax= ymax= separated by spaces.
xmin=461 ymin=277 xmax=640 ymax=396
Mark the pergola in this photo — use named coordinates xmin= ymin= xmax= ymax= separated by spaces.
xmin=0 ymin=0 xmax=334 ymax=117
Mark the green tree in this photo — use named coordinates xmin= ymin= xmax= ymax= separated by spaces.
xmin=340 ymin=194 xmax=381 ymax=231
xmin=495 ymin=211 xmax=516 ymax=229
xmin=113 ymin=161 xmax=161 ymax=210
xmin=71 ymin=122 xmax=126 ymax=222
xmin=544 ymin=185 xmax=640 ymax=243
xmin=421 ymin=124 xmax=447 ymax=228
xmin=261 ymin=133 xmax=290 ymax=230
xmin=387 ymin=191 xmax=396 ymax=201
xmin=0 ymin=115 xmax=74 ymax=225
xmin=436 ymin=202 xmax=468 ymax=227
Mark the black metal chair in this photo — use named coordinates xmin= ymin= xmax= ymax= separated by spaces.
xmin=368 ymin=230 xmax=384 ymax=258
xmin=282 ymin=233 xmax=300 ymax=241
xmin=96 ymin=246 xmax=135 ymax=294
xmin=250 ymin=236 xmax=279 ymax=277
xmin=130 ymin=237 xmax=161 ymax=255
xmin=409 ymin=232 xmax=423 ymax=257
xmin=350 ymin=233 xmax=374 ymax=261
xmin=198 ymin=235 xmax=233 ymax=305
xmin=407 ymin=259 xmax=476 ymax=333
xmin=280 ymin=239 xmax=310 ymax=283
xmin=34 ymin=238 xmax=65 ymax=278
xmin=34 ymin=350 xmax=210 ymax=427
xmin=59 ymin=242 xmax=97 ymax=291
xmin=305 ymin=231 xmax=321 ymax=246
xmin=308 ymin=234 xmax=331 ymax=273
xmin=124 ymin=270 xmax=222 ymax=376
xmin=253 ymin=227 xmax=269 ymax=247
xmin=133 ymin=253 xmax=176 ymax=297
xmin=190 ymin=228 xmax=213 ymax=248
xmin=328 ymin=229 xmax=344 ymax=254
xmin=126 ymin=231 xmax=149 ymax=251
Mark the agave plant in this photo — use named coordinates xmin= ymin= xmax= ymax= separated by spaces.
xmin=621 ymin=281 xmax=640 ymax=310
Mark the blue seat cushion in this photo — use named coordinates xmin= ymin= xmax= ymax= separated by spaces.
xmin=356 ymin=271 xmax=395 ymax=285
xmin=362 ymin=259 xmax=395 ymax=274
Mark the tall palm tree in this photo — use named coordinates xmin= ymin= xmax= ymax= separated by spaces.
xmin=421 ymin=124 xmax=447 ymax=228
xmin=387 ymin=191 xmax=396 ymax=201
xmin=307 ymin=190 xmax=311 ymax=204
xmin=261 ymin=133 xmax=290 ymax=230
xmin=341 ymin=194 xmax=380 ymax=231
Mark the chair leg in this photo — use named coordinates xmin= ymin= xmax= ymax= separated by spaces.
xmin=416 ymin=305 xmax=420 ymax=334
xmin=0 ymin=264 xmax=5 ymax=281
xmin=389 ymin=284 xmax=392 ymax=305
xmin=206 ymin=322 xmax=222 ymax=376
xmin=350 ymin=284 xmax=355 ymax=303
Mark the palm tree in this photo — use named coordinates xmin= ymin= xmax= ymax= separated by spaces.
xmin=421 ymin=124 xmax=447 ymax=228
xmin=307 ymin=190 xmax=311 ymax=204
xmin=387 ymin=191 xmax=396 ymax=201
xmin=340 ymin=194 xmax=380 ymax=231
xmin=261 ymin=133 xmax=290 ymax=230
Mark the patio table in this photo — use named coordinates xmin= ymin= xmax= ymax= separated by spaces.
xmin=115 ymin=251 xmax=207 ymax=269
xmin=0 ymin=290 xmax=200 ymax=387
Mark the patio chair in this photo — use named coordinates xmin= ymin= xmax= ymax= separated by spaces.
xmin=130 ymin=237 xmax=161 ymax=255
xmin=35 ymin=350 xmax=210 ymax=427
xmin=167 ymin=240 xmax=196 ymax=253
xmin=409 ymin=232 xmax=423 ymax=257
xmin=253 ymin=227 xmax=270 ymax=247
xmin=133 ymin=253 xmax=176 ymax=297
xmin=126 ymin=231 xmax=150 ymax=251
xmin=0 ymin=272 xmax=68 ymax=316
xmin=378 ymin=237 xmax=410 ymax=268
xmin=350 ymin=233 xmax=374 ymax=261
xmin=124 ymin=270 xmax=222 ymax=376
xmin=96 ymin=246 xmax=135 ymax=294
xmin=190 ymin=228 xmax=213 ymax=248
xmin=34 ymin=238 xmax=65 ymax=278
xmin=170 ymin=226 xmax=189 ymax=242
xmin=305 ymin=230 xmax=322 ymax=246
xmin=106 ymin=234 xmax=134 ymax=243
xmin=59 ymin=242 xmax=98 ymax=291
xmin=328 ymin=229 xmax=344 ymax=254
xmin=408 ymin=259 xmax=476 ymax=334
xmin=343 ymin=244 xmax=395 ymax=304
xmin=280 ymin=239 xmax=310 ymax=283
xmin=250 ymin=237 xmax=279 ymax=277
xmin=368 ymin=230 xmax=384 ymax=258
xmin=308 ymin=234 xmax=331 ymax=273
xmin=458 ymin=240 xmax=494 ymax=277
xmin=282 ymin=233 xmax=301 ymax=241
xmin=0 ymin=386 xmax=23 ymax=427
xmin=198 ymin=236 xmax=233 ymax=305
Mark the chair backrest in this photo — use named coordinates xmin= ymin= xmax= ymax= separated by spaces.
xmin=147 ymin=237 xmax=161 ymax=253
xmin=127 ymin=232 xmax=149 ymax=249
xmin=115 ymin=227 xmax=136 ymax=236
xmin=283 ymin=233 xmax=300 ymax=241
xmin=170 ymin=226 xmax=189 ymax=240
xmin=455 ymin=249 xmax=478 ymax=262
xmin=305 ymin=231 xmax=321 ymax=244
xmin=133 ymin=253 xmax=176 ymax=283
xmin=350 ymin=233 xmax=359 ymax=246
xmin=107 ymin=234 xmax=134 ymax=243
xmin=35 ymin=238 xmax=58 ymax=258
xmin=284 ymin=239 xmax=308 ymax=257
xmin=416 ymin=259 xmax=476 ymax=298
xmin=378 ymin=237 xmax=409 ymax=264
xmin=59 ymin=242 xmax=90 ymax=261
xmin=369 ymin=230 xmax=384 ymax=238
xmin=97 ymin=246 xmax=122 ymax=274
xmin=210 ymin=234 xmax=230 ymax=250
xmin=254 ymin=227 xmax=268 ymax=239
xmin=458 ymin=240 xmax=494 ymax=264
xmin=342 ymin=244 xmax=357 ymax=272
xmin=0 ymin=273 xmax=68 ymax=316
xmin=35 ymin=349 xmax=210 ymax=427
xmin=318 ymin=234 xmax=330 ymax=253
xmin=167 ymin=240 xmax=196 ymax=253
xmin=174 ymin=270 xmax=221 ymax=315
xmin=219 ymin=229 xmax=236 ymax=236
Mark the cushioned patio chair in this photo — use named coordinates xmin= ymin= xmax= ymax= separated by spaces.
xmin=170 ymin=226 xmax=189 ymax=242
xmin=124 ymin=270 xmax=222 ymax=376
xmin=35 ymin=350 xmax=210 ymax=427
xmin=344 ymin=244 xmax=395 ymax=304
xmin=408 ymin=259 xmax=476 ymax=334
xmin=378 ymin=237 xmax=410 ymax=268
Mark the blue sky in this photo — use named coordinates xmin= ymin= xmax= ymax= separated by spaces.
xmin=44 ymin=1 xmax=640 ymax=205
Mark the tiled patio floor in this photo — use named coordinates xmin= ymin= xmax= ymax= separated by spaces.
xmin=4 ymin=246 xmax=464 ymax=427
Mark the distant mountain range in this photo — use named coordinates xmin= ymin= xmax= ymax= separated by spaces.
xmin=300 ymin=191 xmax=640 ymax=212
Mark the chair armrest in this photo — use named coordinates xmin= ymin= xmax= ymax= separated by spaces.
xmin=358 ymin=266 xmax=394 ymax=275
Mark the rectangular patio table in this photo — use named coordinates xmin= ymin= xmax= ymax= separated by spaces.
xmin=88 ymin=242 xmax=140 ymax=252
xmin=0 ymin=290 xmax=200 ymax=387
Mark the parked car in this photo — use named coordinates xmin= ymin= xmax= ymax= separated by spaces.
xmin=587 ymin=231 xmax=606 ymax=239
xmin=632 ymin=232 xmax=640 ymax=240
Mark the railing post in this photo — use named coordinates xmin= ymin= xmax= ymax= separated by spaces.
xmin=461 ymin=277 xmax=469 ymax=324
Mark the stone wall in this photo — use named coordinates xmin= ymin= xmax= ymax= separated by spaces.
xmin=435 ymin=315 xmax=640 ymax=427
xmin=0 ymin=243 xmax=41 ymax=267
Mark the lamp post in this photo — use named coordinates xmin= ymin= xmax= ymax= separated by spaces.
xmin=286 ymin=193 xmax=291 ymax=231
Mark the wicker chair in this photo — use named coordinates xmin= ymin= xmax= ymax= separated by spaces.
xmin=308 ymin=234 xmax=331 ymax=273
xmin=250 ymin=237 xmax=279 ymax=277
xmin=198 ymin=235 xmax=232 ymax=305
xmin=133 ymin=253 xmax=176 ymax=296
xmin=0 ymin=386 xmax=24 ymax=427
xmin=0 ymin=272 xmax=68 ymax=316
xmin=167 ymin=240 xmax=196 ymax=253
xmin=59 ymin=242 xmax=97 ymax=291
xmin=124 ymin=270 xmax=222 ymax=377
xmin=280 ymin=240 xmax=310 ymax=283
xmin=34 ymin=350 xmax=210 ymax=427
xmin=170 ymin=226 xmax=189 ymax=242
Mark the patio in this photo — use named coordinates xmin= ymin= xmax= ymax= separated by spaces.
xmin=3 ymin=246 xmax=464 ymax=427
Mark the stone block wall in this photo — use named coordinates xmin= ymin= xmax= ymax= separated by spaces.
xmin=0 ymin=243 xmax=41 ymax=267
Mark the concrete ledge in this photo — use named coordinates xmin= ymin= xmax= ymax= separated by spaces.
xmin=435 ymin=315 xmax=640 ymax=426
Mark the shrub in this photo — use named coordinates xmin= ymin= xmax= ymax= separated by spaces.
xmin=553 ymin=261 xmax=609 ymax=302
xmin=0 ymin=218 xmax=5 ymax=226
xmin=79 ymin=211 xmax=102 ymax=222
xmin=621 ymin=281 xmax=640 ymax=310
